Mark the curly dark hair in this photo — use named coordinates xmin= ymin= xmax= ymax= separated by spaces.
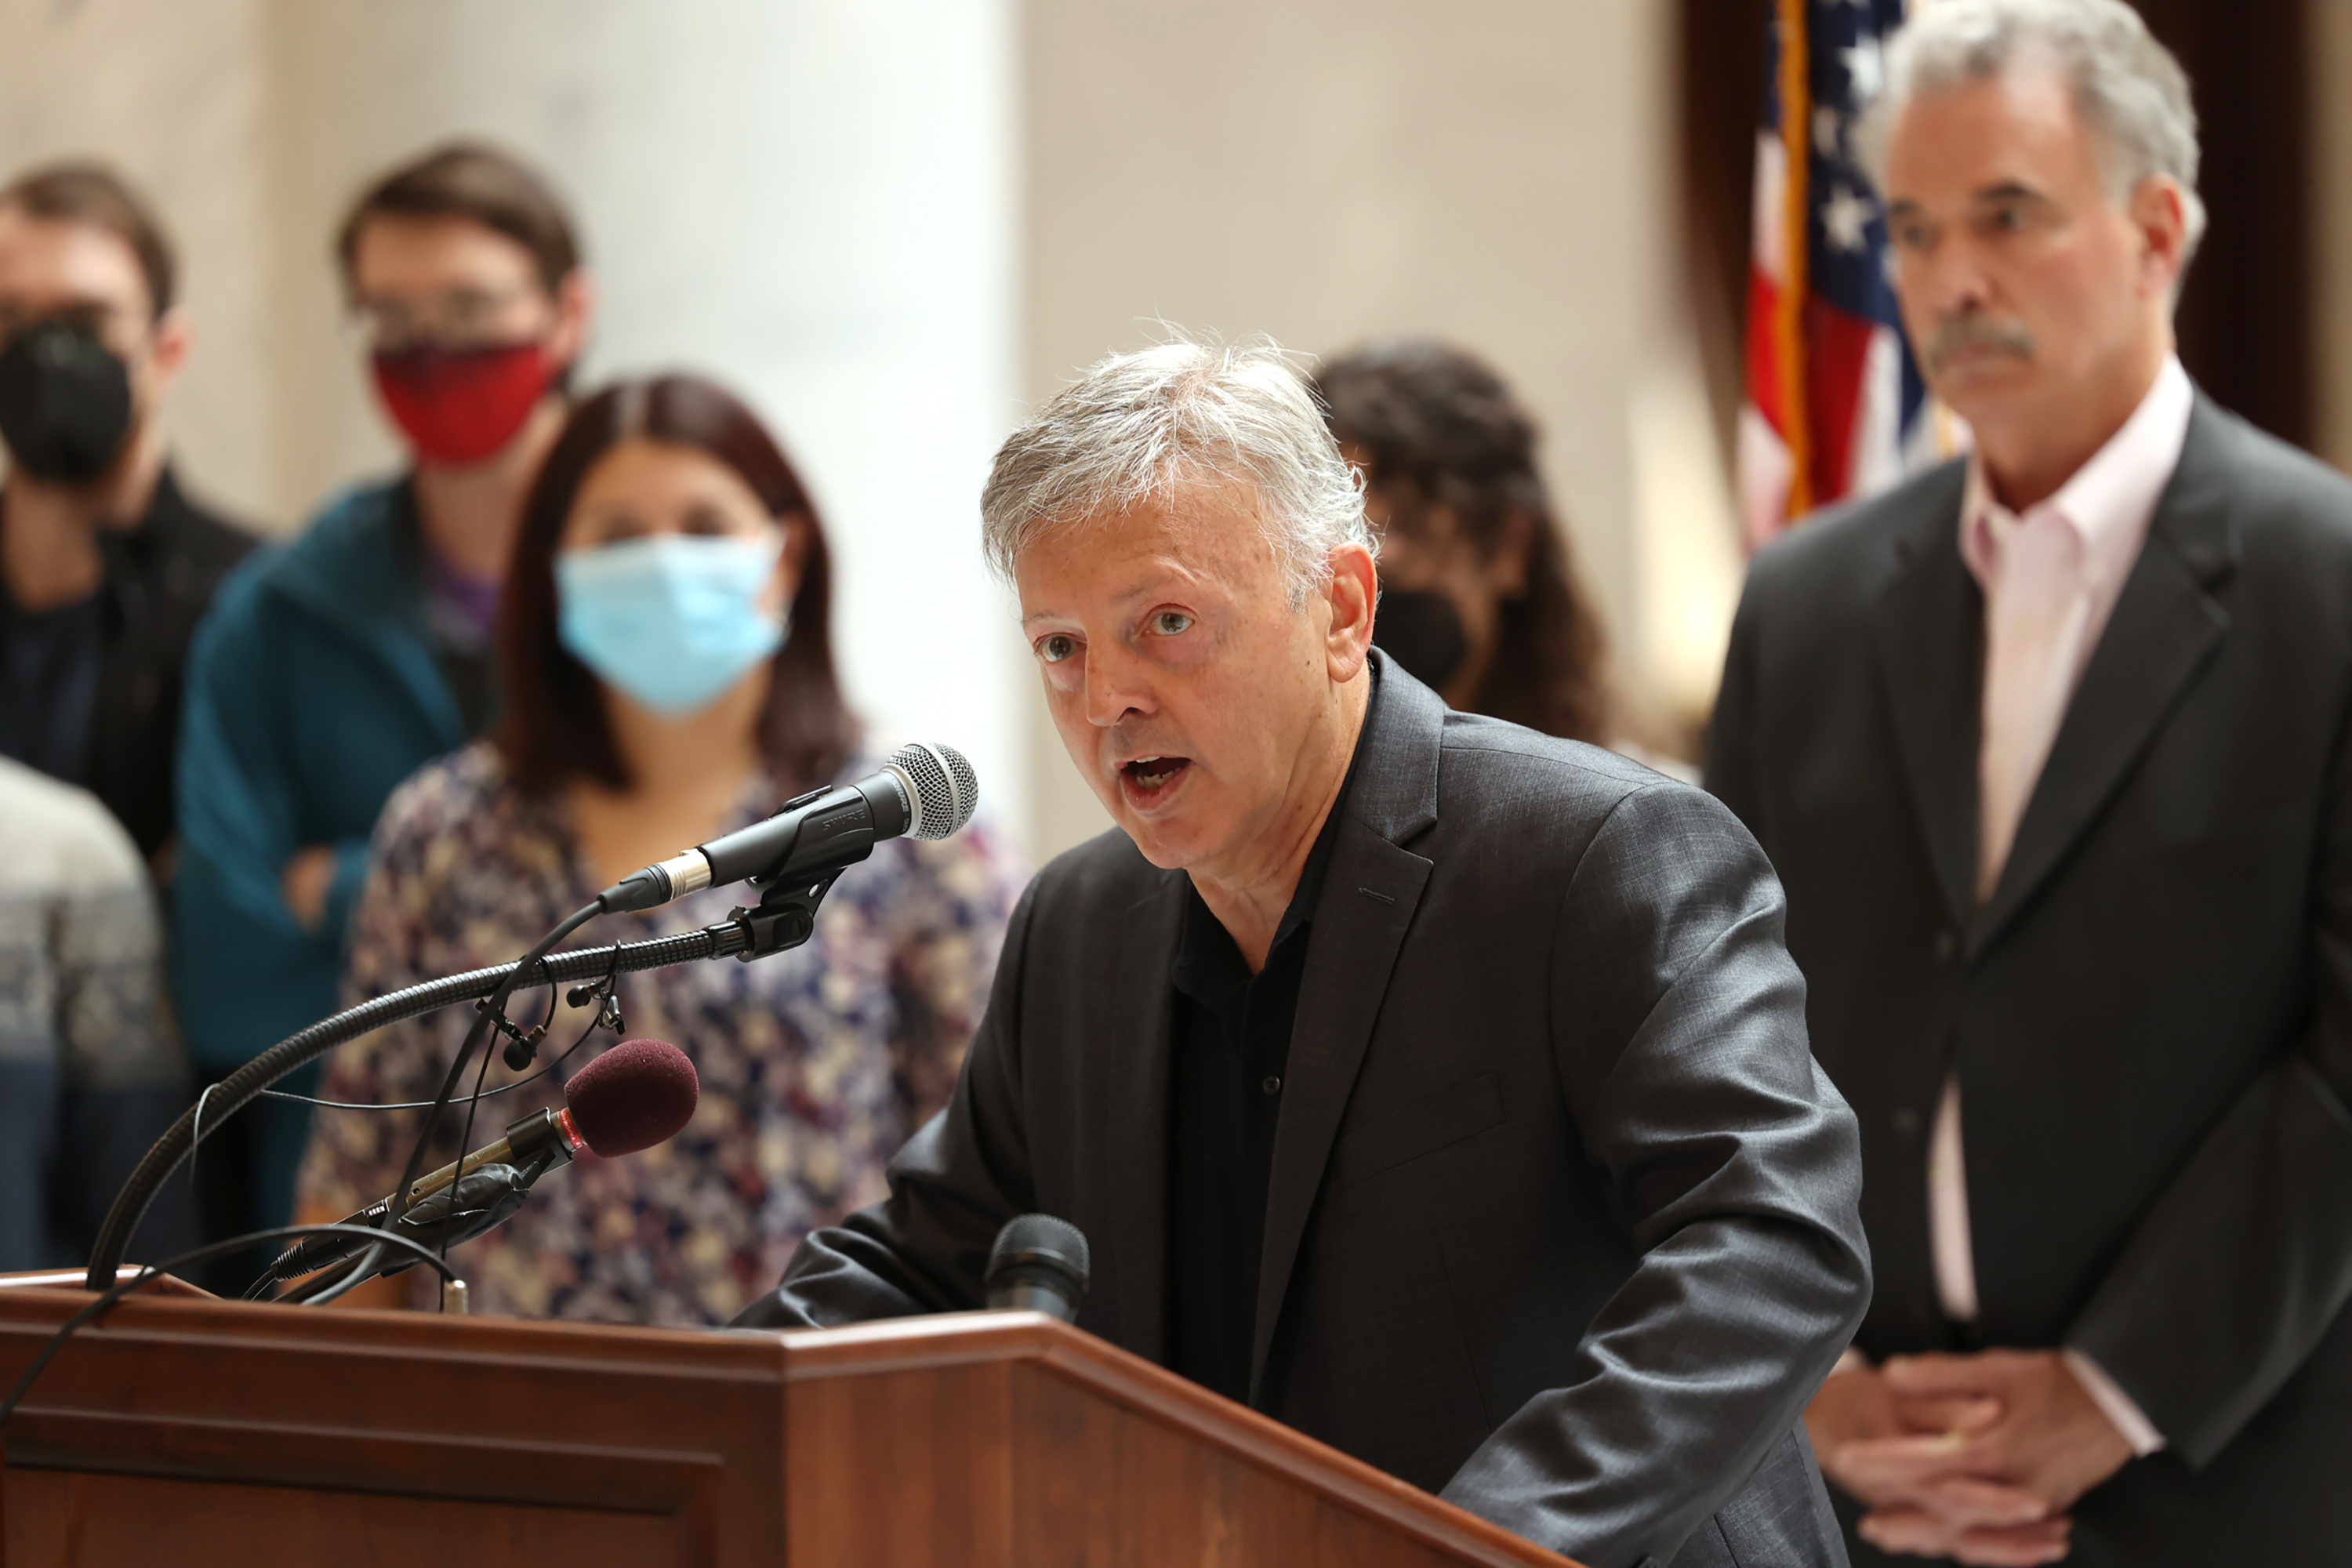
xmin=1315 ymin=340 xmax=1613 ymax=745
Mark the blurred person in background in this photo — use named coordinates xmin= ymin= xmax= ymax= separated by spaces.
xmin=1709 ymin=2 xmax=2352 ymax=1562
xmin=292 ymin=375 xmax=1023 ymax=1324
xmin=1314 ymin=340 xmax=1614 ymax=747
xmin=0 ymin=756 xmax=186 ymax=1270
xmin=175 ymin=143 xmax=591 ymax=1261
xmin=0 ymin=161 xmax=252 ymax=868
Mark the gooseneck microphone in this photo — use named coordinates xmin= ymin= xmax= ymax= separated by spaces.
xmin=984 ymin=1214 xmax=1091 ymax=1323
xmin=257 ymin=1038 xmax=700 ymax=1288
xmin=597 ymin=742 xmax=978 ymax=915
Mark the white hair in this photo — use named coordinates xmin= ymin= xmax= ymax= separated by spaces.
xmin=979 ymin=333 xmax=1374 ymax=605
xmin=1854 ymin=0 xmax=2206 ymax=260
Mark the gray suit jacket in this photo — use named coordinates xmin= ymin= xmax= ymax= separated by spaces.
xmin=1708 ymin=394 xmax=2352 ymax=1565
xmin=738 ymin=657 xmax=1871 ymax=1567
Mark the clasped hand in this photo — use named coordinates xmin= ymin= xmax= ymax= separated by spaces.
xmin=1806 ymin=1349 xmax=2134 ymax=1566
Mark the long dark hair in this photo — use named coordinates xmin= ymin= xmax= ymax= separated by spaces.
xmin=496 ymin=374 xmax=858 ymax=794
xmin=1316 ymin=340 xmax=1613 ymax=745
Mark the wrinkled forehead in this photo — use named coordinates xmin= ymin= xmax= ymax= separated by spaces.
xmin=1884 ymin=61 xmax=2105 ymax=202
xmin=1014 ymin=476 xmax=1287 ymax=618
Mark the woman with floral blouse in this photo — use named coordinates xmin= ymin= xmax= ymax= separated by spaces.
xmin=292 ymin=374 xmax=1023 ymax=1325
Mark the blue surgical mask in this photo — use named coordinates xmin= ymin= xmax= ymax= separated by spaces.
xmin=555 ymin=532 xmax=786 ymax=714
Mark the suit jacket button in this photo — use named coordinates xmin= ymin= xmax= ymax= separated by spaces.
xmin=1893 ymin=1107 xmax=1924 ymax=1139
xmin=1261 ymin=1076 xmax=1282 ymax=1096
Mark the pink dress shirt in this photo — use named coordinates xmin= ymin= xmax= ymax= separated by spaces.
xmin=1929 ymin=354 xmax=2192 ymax=1455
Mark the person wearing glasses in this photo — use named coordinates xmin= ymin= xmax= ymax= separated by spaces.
xmin=174 ymin=143 xmax=591 ymax=1260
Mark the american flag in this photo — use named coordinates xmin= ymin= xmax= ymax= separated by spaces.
xmin=1740 ymin=0 xmax=1951 ymax=548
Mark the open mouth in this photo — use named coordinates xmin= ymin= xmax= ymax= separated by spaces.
xmin=1118 ymin=754 xmax=1192 ymax=804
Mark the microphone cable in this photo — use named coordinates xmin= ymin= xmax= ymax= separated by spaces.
xmin=253 ymin=943 xmax=625 ymax=1113
xmin=419 ymin=986 xmax=511 ymax=1313
xmin=201 ymin=946 xmax=624 ymax=1308
xmin=82 ymin=920 xmax=746 ymax=1293
xmin=85 ymin=740 xmax=978 ymax=1296
xmin=306 ymin=1018 xmax=503 ymax=1312
xmin=2 ymin=1223 xmax=463 ymax=1432
xmin=338 ymin=898 xmax=608 ymax=1308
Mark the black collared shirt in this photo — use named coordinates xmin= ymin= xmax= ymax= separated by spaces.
xmin=1165 ymin=685 xmax=1373 ymax=1404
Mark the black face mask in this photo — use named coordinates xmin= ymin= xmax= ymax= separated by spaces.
xmin=0 ymin=319 xmax=135 ymax=483
xmin=1373 ymin=586 xmax=1469 ymax=691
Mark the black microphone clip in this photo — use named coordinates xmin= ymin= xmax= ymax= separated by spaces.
xmin=594 ymin=743 xmax=978 ymax=924
xmin=731 ymin=866 xmax=845 ymax=962
xmin=479 ymin=995 xmax=548 ymax=1073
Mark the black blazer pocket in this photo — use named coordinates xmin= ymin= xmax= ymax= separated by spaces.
xmin=1330 ymin=1073 xmax=1505 ymax=1192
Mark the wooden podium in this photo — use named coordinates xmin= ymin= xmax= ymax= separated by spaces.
xmin=0 ymin=1278 xmax=1573 ymax=1566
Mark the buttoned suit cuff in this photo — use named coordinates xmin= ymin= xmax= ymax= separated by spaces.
xmin=2061 ymin=1346 xmax=2166 ymax=1457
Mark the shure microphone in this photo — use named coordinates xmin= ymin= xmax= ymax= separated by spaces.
xmin=984 ymin=1214 xmax=1091 ymax=1323
xmin=597 ymin=742 xmax=978 ymax=915
xmin=258 ymin=1038 xmax=699 ymax=1287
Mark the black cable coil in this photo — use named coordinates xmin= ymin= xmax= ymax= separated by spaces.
xmin=82 ymin=922 xmax=747 ymax=1293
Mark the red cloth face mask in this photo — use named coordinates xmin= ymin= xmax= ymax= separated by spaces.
xmin=370 ymin=340 xmax=554 ymax=466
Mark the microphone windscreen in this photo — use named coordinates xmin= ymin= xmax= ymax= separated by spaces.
xmin=987 ymin=1213 xmax=1091 ymax=1294
xmin=563 ymin=1038 xmax=699 ymax=1157
xmin=889 ymin=742 xmax=978 ymax=840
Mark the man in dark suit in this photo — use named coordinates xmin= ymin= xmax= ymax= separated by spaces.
xmin=1706 ymin=3 xmax=2352 ymax=1563
xmin=733 ymin=338 xmax=1871 ymax=1567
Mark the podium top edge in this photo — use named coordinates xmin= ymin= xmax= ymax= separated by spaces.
xmin=769 ymin=1311 xmax=1576 ymax=1568
xmin=0 ymin=1267 xmax=213 ymax=1299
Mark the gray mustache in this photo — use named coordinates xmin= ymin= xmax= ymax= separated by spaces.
xmin=1925 ymin=315 xmax=2037 ymax=372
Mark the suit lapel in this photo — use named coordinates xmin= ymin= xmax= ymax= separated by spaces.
xmin=1105 ymin=869 xmax=1188 ymax=1362
xmin=1870 ymin=462 xmax=1982 ymax=935
xmin=1976 ymin=398 xmax=2239 ymax=948
xmin=1247 ymin=657 xmax=1441 ymax=1403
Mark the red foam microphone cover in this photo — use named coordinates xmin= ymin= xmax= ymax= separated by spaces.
xmin=563 ymin=1038 xmax=699 ymax=1157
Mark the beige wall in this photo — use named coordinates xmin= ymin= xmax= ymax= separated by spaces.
xmin=1019 ymin=0 xmax=1704 ymax=857
xmin=0 ymin=0 xmax=285 ymax=526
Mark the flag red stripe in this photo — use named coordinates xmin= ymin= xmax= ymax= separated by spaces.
xmin=1747 ymin=265 xmax=1787 ymax=436
xmin=1805 ymin=299 xmax=1878 ymax=506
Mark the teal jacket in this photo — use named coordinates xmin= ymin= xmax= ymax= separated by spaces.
xmin=174 ymin=478 xmax=470 ymax=1074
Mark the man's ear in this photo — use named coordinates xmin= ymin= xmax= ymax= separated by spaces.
xmin=146 ymin=305 xmax=194 ymax=395
xmin=2130 ymin=176 xmax=2190 ymax=299
xmin=549 ymin=267 xmax=596 ymax=370
xmin=1323 ymin=540 xmax=1378 ymax=682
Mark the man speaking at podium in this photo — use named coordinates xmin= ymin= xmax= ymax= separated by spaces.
xmin=733 ymin=339 xmax=1871 ymax=1567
